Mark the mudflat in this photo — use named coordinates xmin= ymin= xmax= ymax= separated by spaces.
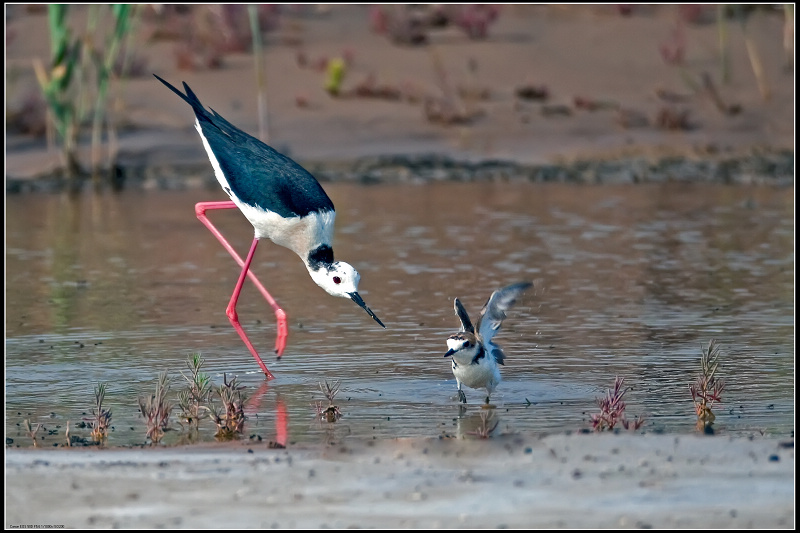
xmin=5 ymin=432 xmax=795 ymax=528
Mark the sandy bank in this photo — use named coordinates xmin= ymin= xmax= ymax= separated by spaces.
xmin=5 ymin=432 xmax=794 ymax=529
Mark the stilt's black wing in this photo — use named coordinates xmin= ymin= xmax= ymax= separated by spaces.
xmin=154 ymin=74 xmax=334 ymax=218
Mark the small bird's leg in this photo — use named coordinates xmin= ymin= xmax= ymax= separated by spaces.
xmin=195 ymin=202 xmax=289 ymax=372
xmin=457 ymin=381 xmax=467 ymax=404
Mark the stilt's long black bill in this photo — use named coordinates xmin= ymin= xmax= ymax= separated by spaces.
xmin=444 ymin=349 xmax=455 ymax=357
xmin=350 ymin=292 xmax=385 ymax=328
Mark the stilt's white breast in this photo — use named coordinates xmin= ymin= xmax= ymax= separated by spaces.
xmin=239 ymin=204 xmax=334 ymax=257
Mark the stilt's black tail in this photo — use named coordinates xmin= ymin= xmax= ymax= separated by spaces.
xmin=153 ymin=74 xmax=206 ymax=115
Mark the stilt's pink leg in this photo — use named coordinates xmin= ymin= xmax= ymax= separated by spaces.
xmin=226 ymin=238 xmax=275 ymax=378
xmin=195 ymin=201 xmax=289 ymax=378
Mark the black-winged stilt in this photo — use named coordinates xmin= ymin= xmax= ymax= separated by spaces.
xmin=155 ymin=75 xmax=385 ymax=379
xmin=444 ymin=281 xmax=532 ymax=404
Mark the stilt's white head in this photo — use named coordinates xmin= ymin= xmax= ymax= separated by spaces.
xmin=308 ymin=261 xmax=385 ymax=328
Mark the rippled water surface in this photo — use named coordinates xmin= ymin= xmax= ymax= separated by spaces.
xmin=5 ymin=181 xmax=794 ymax=447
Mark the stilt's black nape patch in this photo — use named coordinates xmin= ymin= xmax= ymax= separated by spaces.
xmin=307 ymin=245 xmax=334 ymax=271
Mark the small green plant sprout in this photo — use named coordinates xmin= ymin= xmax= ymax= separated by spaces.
xmin=210 ymin=373 xmax=249 ymax=439
xmin=324 ymin=58 xmax=346 ymax=96
xmin=690 ymin=339 xmax=726 ymax=430
xmin=88 ymin=383 xmax=112 ymax=443
xmin=177 ymin=353 xmax=213 ymax=431
xmin=591 ymin=376 xmax=646 ymax=432
xmin=468 ymin=409 xmax=498 ymax=439
xmin=23 ymin=419 xmax=41 ymax=448
xmin=314 ymin=380 xmax=342 ymax=423
xmin=138 ymin=372 xmax=173 ymax=443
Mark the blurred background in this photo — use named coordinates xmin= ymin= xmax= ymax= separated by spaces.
xmin=6 ymin=4 xmax=794 ymax=188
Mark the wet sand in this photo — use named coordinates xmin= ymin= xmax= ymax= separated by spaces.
xmin=5 ymin=432 xmax=794 ymax=528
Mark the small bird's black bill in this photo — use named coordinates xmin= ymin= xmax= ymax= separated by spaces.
xmin=444 ymin=349 xmax=455 ymax=357
xmin=350 ymin=292 xmax=385 ymax=328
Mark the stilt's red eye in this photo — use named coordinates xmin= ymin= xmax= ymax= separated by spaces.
xmin=333 ymin=276 xmax=341 ymax=284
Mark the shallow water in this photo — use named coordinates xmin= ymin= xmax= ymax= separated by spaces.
xmin=5 ymin=181 xmax=794 ymax=448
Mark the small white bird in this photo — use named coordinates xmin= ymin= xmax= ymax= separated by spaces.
xmin=444 ymin=282 xmax=533 ymax=405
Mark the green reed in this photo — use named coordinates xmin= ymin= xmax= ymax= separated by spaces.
xmin=34 ymin=5 xmax=139 ymax=181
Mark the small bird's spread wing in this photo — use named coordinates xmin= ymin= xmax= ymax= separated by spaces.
xmin=476 ymin=281 xmax=533 ymax=346
xmin=453 ymin=298 xmax=474 ymax=333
